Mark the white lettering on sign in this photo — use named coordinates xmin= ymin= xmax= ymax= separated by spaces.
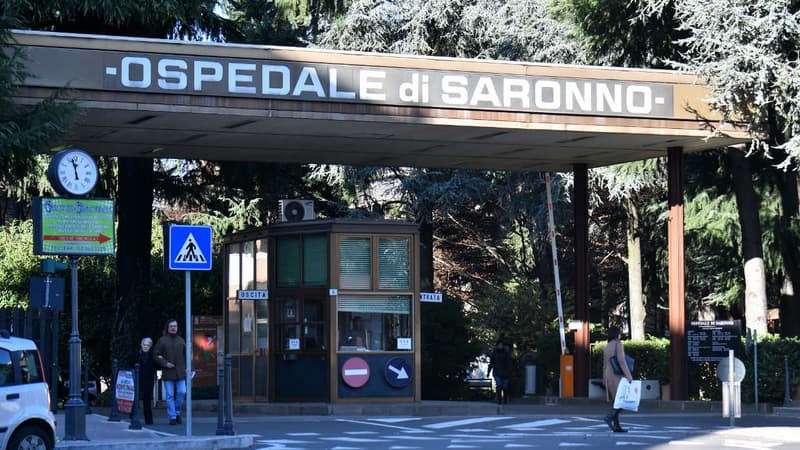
xmin=420 ymin=292 xmax=442 ymax=303
xmin=101 ymin=54 xmax=674 ymax=118
xmin=237 ymin=290 xmax=268 ymax=300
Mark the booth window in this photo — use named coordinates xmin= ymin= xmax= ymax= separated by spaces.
xmin=277 ymin=235 xmax=328 ymax=288
xmin=337 ymin=295 xmax=411 ymax=351
xmin=339 ymin=237 xmax=371 ymax=289
xmin=378 ymin=238 xmax=409 ymax=290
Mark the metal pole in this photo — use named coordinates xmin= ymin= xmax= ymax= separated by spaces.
xmin=785 ymin=355 xmax=793 ymax=407
xmin=216 ymin=351 xmax=224 ymax=435
xmin=185 ymin=270 xmax=192 ymax=437
xmin=728 ymin=349 xmax=734 ymax=427
xmin=753 ymin=330 xmax=759 ymax=413
xmin=108 ymin=358 xmax=120 ymax=422
xmin=49 ymin=307 xmax=59 ymax=413
xmin=223 ymin=354 xmax=235 ymax=435
xmin=83 ymin=352 xmax=91 ymax=414
xmin=130 ymin=363 xmax=142 ymax=430
xmin=64 ymin=256 xmax=87 ymax=440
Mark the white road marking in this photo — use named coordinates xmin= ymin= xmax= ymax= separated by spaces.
xmin=559 ymin=443 xmax=591 ymax=447
xmin=723 ymin=438 xmax=782 ymax=449
xmin=286 ymin=432 xmax=319 ymax=436
xmin=320 ymin=436 xmax=390 ymax=442
xmin=505 ymin=444 xmax=538 ymax=448
xmin=424 ymin=417 xmax=510 ymax=429
xmin=371 ymin=418 xmax=423 ymax=423
xmin=344 ymin=431 xmax=381 ymax=435
xmin=389 ymin=447 xmax=424 ymax=449
xmin=337 ymin=418 xmax=427 ymax=433
xmin=501 ymin=419 xmax=570 ymax=429
xmin=616 ymin=442 xmax=650 ymax=446
xmin=668 ymin=441 xmax=705 ymax=446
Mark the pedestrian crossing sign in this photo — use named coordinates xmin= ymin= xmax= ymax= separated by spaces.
xmin=168 ymin=224 xmax=212 ymax=271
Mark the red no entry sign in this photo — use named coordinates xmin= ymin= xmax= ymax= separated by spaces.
xmin=341 ymin=357 xmax=370 ymax=388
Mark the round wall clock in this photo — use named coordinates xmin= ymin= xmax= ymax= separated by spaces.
xmin=48 ymin=148 xmax=99 ymax=196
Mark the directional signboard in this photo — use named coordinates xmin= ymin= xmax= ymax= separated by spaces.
xmin=168 ymin=224 xmax=212 ymax=271
xmin=687 ymin=320 xmax=742 ymax=362
xmin=32 ymin=197 xmax=114 ymax=255
xmin=341 ymin=357 xmax=370 ymax=388
xmin=384 ymin=357 xmax=412 ymax=388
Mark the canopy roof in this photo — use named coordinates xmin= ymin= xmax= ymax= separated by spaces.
xmin=12 ymin=30 xmax=748 ymax=171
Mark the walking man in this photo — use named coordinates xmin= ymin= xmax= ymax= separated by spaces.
xmin=153 ymin=319 xmax=187 ymax=425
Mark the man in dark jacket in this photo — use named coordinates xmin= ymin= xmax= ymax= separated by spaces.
xmin=488 ymin=339 xmax=513 ymax=404
xmin=153 ymin=319 xmax=186 ymax=425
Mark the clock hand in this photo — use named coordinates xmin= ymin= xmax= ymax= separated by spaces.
xmin=70 ymin=157 xmax=80 ymax=180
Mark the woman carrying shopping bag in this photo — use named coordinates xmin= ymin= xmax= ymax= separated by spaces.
xmin=603 ymin=325 xmax=633 ymax=432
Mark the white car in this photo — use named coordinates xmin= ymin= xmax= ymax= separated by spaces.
xmin=0 ymin=330 xmax=56 ymax=450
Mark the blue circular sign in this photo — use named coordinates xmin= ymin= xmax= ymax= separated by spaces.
xmin=384 ymin=357 xmax=412 ymax=388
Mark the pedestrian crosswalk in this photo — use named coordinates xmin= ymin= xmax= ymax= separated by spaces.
xmin=252 ymin=415 xmax=713 ymax=449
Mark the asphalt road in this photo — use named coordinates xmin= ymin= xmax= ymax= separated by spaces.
xmin=142 ymin=411 xmax=800 ymax=450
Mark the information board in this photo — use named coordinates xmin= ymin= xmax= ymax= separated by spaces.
xmin=686 ymin=320 xmax=742 ymax=362
xmin=32 ymin=197 xmax=115 ymax=255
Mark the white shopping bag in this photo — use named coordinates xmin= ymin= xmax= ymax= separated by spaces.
xmin=613 ymin=378 xmax=641 ymax=412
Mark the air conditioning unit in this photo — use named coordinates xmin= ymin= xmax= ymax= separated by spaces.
xmin=279 ymin=199 xmax=315 ymax=222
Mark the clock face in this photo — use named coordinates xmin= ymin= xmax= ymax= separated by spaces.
xmin=48 ymin=149 xmax=99 ymax=196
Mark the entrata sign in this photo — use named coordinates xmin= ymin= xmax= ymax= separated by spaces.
xmin=24 ymin=46 xmax=675 ymax=119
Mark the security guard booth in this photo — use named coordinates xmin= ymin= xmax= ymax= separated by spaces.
xmin=223 ymin=218 xmax=421 ymax=403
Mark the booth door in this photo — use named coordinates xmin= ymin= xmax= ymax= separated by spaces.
xmin=229 ymin=298 xmax=269 ymax=401
xmin=274 ymin=295 xmax=328 ymax=402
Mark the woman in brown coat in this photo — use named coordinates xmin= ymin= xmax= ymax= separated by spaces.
xmin=603 ymin=325 xmax=633 ymax=432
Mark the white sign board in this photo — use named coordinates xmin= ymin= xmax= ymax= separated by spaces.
xmin=237 ymin=289 xmax=268 ymax=300
xmin=397 ymin=337 xmax=412 ymax=350
xmin=288 ymin=338 xmax=300 ymax=350
xmin=115 ymin=369 xmax=135 ymax=414
xmin=420 ymin=292 xmax=442 ymax=303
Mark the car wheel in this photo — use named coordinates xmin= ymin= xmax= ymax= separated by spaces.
xmin=7 ymin=424 xmax=54 ymax=450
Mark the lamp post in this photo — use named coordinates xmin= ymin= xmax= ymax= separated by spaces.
xmin=64 ymin=256 xmax=87 ymax=440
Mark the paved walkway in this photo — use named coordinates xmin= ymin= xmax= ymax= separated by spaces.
xmin=53 ymin=399 xmax=800 ymax=450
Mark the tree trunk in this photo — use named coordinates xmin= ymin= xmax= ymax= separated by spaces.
xmin=776 ymin=170 xmax=800 ymax=337
xmin=727 ymin=146 xmax=768 ymax=335
xmin=112 ymin=157 xmax=154 ymax=359
xmin=624 ymin=199 xmax=645 ymax=340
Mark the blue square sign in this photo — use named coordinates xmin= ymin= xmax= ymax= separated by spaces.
xmin=168 ymin=224 xmax=212 ymax=271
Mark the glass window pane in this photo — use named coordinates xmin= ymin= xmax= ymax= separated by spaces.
xmin=379 ymin=238 xmax=410 ymax=290
xmin=255 ymin=239 xmax=268 ymax=290
xmin=226 ymin=243 xmax=241 ymax=298
xmin=0 ymin=350 xmax=13 ymax=386
xmin=303 ymin=235 xmax=328 ymax=287
xmin=339 ymin=237 xmax=370 ymax=289
xmin=19 ymin=350 xmax=43 ymax=384
xmin=277 ymin=237 xmax=301 ymax=288
xmin=337 ymin=295 xmax=411 ymax=352
xmin=228 ymin=300 xmax=241 ymax=353
xmin=242 ymin=240 xmax=256 ymax=290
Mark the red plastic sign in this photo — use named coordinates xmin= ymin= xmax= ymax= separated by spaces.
xmin=341 ymin=357 xmax=370 ymax=388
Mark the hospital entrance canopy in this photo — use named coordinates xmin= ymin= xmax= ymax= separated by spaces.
xmin=11 ymin=30 xmax=749 ymax=400
xmin=11 ymin=30 xmax=747 ymax=169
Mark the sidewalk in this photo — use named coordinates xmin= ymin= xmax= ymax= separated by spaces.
xmin=54 ymin=413 xmax=255 ymax=450
xmin=53 ymin=398 xmax=799 ymax=450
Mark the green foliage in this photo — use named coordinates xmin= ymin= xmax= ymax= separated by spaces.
xmin=591 ymin=338 xmax=670 ymax=383
xmin=590 ymin=335 xmax=800 ymax=403
xmin=0 ymin=220 xmax=38 ymax=308
xmin=316 ymin=0 xmax=583 ymax=64
xmin=740 ymin=334 xmax=800 ymax=403
xmin=421 ymin=294 xmax=481 ymax=400
xmin=1 ymin=10 xmax=77 ymax=195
